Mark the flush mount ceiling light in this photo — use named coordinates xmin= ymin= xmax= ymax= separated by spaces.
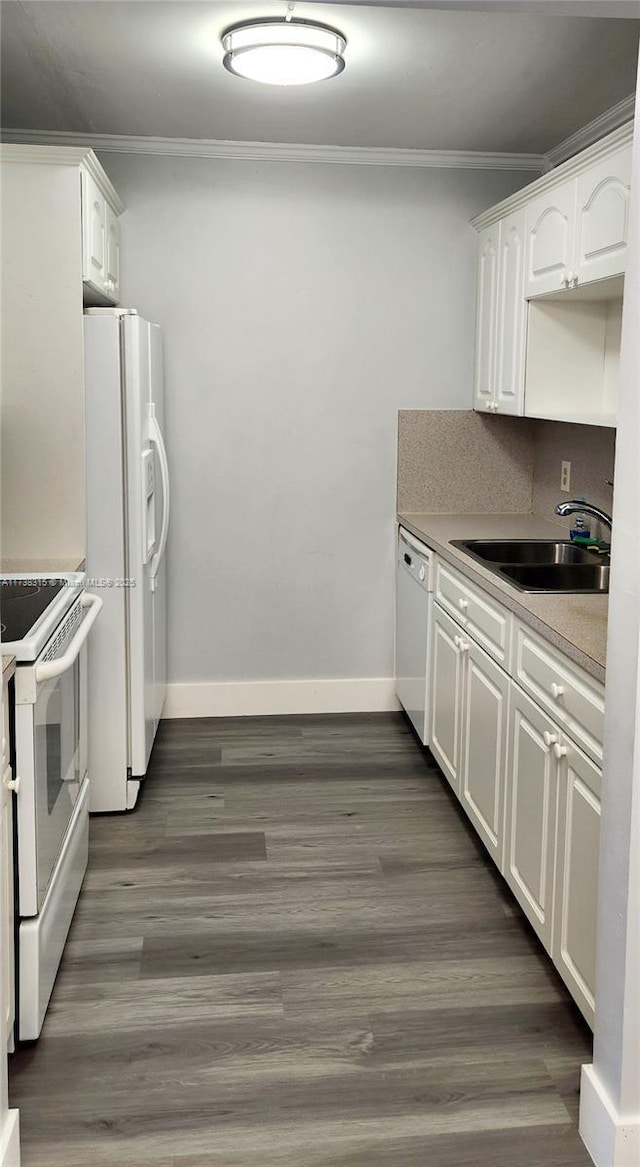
xmin=221 ymin=18 xmax=346 ymax=86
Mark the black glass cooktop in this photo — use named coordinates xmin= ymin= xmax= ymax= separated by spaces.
xmin=0 ymin=579 xmax=66 ymax=644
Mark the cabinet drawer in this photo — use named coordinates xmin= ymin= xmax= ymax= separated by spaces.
xmin=512 ymin=621 xmax=604 ymax=764
xmin=435 ymin=560 xmax=511 ymax=666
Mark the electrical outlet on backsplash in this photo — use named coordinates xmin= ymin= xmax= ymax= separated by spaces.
xmin=531 ymin=420 xmax=615 ymax=530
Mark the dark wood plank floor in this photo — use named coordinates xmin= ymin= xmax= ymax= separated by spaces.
xmin=10 ymin=713 xmax=593 ymax=1166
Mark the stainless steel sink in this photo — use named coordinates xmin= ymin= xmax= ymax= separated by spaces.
xmin=450 ymin=539 xmax=609 ymax=593
xmin=499 ymin=562 xmax=610 ymax=593
xmin=453 ymin=539 xmax=600 ymax=565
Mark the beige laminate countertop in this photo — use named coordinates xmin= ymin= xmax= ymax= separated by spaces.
xmin=398 ymin=512 xmax=608 ymax=683
xmin=1 ymin=558 xmax=86 ymax=574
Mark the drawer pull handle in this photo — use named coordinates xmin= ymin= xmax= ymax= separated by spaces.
xmin=543 ymin=731 xmax=558 ymax=747
xmin=553 ymin=743 xmax=568 ymax=760
xmin=550 ymin=683 xmax=564 ymax=700
xmin=458 ymin=599 xmax=468 ymax=612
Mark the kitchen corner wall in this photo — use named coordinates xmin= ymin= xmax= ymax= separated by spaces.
xmin=101 ymin=153 xmax=533 ymax=712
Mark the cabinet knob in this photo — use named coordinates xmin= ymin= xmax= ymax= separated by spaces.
xmin=553 ymin=743 xmax=568 ymax=760
xmin=550 ymin=682 xmax=564 ymax=700
xmin=3 ymin=774 xmax=20 ymax=794
xmin=543 ymin=731 xmax=558 ymax=747
xmin=418 ymin=566 xmax=426 ymax=582
xmin=458 ymin=598 xmax=468 ymax=613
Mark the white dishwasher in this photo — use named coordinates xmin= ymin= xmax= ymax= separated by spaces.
xmin=395 ymin=527 xmax=433 ymax=744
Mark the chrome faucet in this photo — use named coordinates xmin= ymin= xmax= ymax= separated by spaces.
xmin=555 ymin=500 xmax=612 ymax=548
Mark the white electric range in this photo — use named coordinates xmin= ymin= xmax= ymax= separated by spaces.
xmin=1 ymin=572 xmax=102 ymax=1039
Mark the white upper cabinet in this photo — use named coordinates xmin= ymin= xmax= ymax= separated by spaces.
xmin=494 ymin=209 xmax=527 ymax=413
xmin=524 ymin=148 xmax=631 ymax=297
xmin=473 ymin=225 xmax=499 ymax=413
xmin=473 ymin=211 xmax=527 ymax=416
xmin=472 ymin=125 xmax=632 ymax=427
xmin=82 ymin=169 xmax=106 ymax=290
xmin=81 ymin=164 xmax=122 ymax=304
xmin=105 ymin=203 xmax=121 ymax=301
xmin=524 ymin=180 xmax=576 ymax=298
xmin=575 ymin=148 xmax=632 ymax=285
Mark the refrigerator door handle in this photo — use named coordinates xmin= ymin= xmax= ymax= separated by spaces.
xmin=149 ymin=407 xmax=170 ymax=592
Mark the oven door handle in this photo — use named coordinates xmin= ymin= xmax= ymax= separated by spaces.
xmin=34 ymin=593 xmax=103 ymax=683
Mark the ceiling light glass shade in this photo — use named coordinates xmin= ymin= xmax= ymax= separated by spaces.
xmin=222 ymin=20 xmax=346 ymax=86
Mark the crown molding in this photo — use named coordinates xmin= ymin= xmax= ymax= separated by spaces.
xmin=471 ymin=120 xmax=634 ymax=231
xmin=543 ymin=94 xmax=636 ymax=171
xmin=0 ymin=141 xmax=125 ymax=212
xmin=0 ymin=128 xmax=544 ymax=171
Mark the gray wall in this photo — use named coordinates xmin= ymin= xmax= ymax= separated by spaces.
xmin=102 ymin=153 xmax=532 ymax=685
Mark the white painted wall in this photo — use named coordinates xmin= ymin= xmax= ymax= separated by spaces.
xmin=102 ymin=154 xmax=532 ymax=707
xmin=579 ymin=81 xmax=640 ymax=1167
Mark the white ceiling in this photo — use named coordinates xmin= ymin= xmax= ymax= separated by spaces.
xmin=1 ymin=1 xmax=638 ymax=152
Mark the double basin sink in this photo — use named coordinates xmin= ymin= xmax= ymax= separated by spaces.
xmin=451 ymin=539 xmax=610 ymax=593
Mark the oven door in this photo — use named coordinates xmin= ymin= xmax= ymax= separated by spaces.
xmin=15 ymin=593 xmax=102 ymax=916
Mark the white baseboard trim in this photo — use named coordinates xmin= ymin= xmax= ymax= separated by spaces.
xmin=580 ymin=1064 xmax=640 ymax=1167
xmin=163 ymin=678 xmax=400 ymax=719
xmin=0 ymin=1109 xmax=20 ymax=1167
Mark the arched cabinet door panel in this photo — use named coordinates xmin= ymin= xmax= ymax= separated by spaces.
xmin=525 ymin=181 xmax=576 ymax=298
xmin=575 ymin=149 xmax=632 ymax=285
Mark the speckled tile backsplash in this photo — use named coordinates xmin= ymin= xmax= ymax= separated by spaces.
xmin=397 ymin=410 xmax=534 ymax=513
xmin=398 ymin=410 xmax=616 ymax=531
xmin=532 ymin=420 xmax=616 ymax=537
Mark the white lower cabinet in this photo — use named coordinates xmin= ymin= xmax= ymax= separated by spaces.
xmin=460 ymin=638 xmax=509 ymax=866
xmin=503 ymin=681 xmax=601 ymax=1024
xmin=553 ymin=739 xmax=601 ymax=1024
xmin=428 ymin=556 xmax=603 ymax=1026
xmin=504 ymin=684 xmax=559 ymax=951
xmin=430 ymin=602 xmax=509 ymax=863
xmin=429 ymin=604 xmax=464 ymax=796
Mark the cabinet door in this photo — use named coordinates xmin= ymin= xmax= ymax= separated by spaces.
xmin=105 ymin=203 xmax=120 ymax=303
xmin=82 ymin=169 xmax=106 ymax=292
xmin=504 ymin=683 xmax=559 ymax=949
xmin=525 ymin=181 xmax=576 ymax=298
xmin=575 ymin=148 xmax=632 ymax=285
xmin=460 ymin=640 xmax=509 ymax=865
xmin=1 ymin=768 xmax=15 ymax=1048
xmin=553 ymin=740 xmax=601 ymax=1025
xmin=473 ymin=224 xmax=500 ymax=413
xmin=429 ymin=604 xmax=465 ymax=797
xmin=494 ymin=209 xmax=526 ymax=415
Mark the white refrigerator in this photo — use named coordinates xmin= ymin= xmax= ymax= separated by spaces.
xmin=84 ymin=309 xmax=169 ymax=812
